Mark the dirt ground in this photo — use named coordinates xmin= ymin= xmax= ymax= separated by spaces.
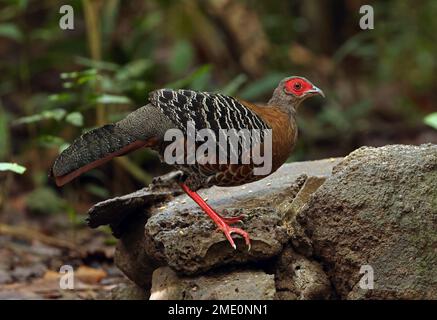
xmin=0 ymin=194 xmax=123 ymax=300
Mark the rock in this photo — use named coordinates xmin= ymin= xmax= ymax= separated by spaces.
xmin=86 ymin=144 xmax=437 ymax=300
xmin=280 ymin=175 xmax=327 ymax=256
xmin=143 ymin=159 xmax=341 ymax=275
xmin=283 ymin=176 xmax=327 ymax=221
xmin=296 ymin=144 xmax=437 ymax=299
xmin=114 ymin=213 xmax=162 ymax=289
xmin=149 ymin=267 xmax=182 ymax=300
xmin=110 ymin=280 xmax=149 ymax=300
xmin=85 ymin=158 xmax=341 ymax=293
xmin=150 ymin=267 xmax=275 ymax=300
xmin=145 ymin=203 xmax=289 ymax=275
xmin=275 ymin=247 xmax=331 ymax=300
xmin=87 ymin=185 xmax=180 ymax=237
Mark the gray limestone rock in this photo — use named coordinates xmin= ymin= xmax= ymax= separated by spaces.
xmin=150 ymin=266 xmax=276 ymax=300
xmin=296 ymin=144 xmax=437 ymax=299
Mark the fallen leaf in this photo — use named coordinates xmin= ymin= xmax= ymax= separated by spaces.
xmin=76 ymin=266 xmax=107 ymax=284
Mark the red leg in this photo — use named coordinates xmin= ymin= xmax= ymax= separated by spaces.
xmin=179 ymin=183 xmax=251 ymax=250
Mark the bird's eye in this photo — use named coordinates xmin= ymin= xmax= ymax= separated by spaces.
xmin=293 ymin=82 xmax=302 ymax=90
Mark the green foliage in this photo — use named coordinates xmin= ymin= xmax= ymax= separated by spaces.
xmin=220 ymin=74 xmax=248 ymax=96
xmin=376 ymin=2 xmax=436 ymax=88
xmin=25 ymin=187 xmax=65 ymax=215
xmin=165 ymin=64 xmax=212 ymax=90
xmin=115 ymin=59 xmax=153 ymax=81
xmin=424 ymin=113 xmax=437 ymax=130
xmin=15 ymin=109 xmax=67 ymax=125
xmin=333 ymin=32 xmax=375 ymax=63
xmin=169 ymin=40 xmax=194 ymax=76
xmin=65 ymin=112 xmax=84 ymax=127
xmin=0 ymin=23 xmax=23 ymax=42
xmin=0 ymin=162 xmax=26 ymax=174
xmin=37 ymin=135 xmax=66 ymax=150
xmin=95 ymin=94 xmax=131 ymax=105
xmin=239 ymin=73 xmax=287 ymax=100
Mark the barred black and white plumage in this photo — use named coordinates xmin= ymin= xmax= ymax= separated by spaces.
xmin=149 ymin=89 xmax=270 ymax=133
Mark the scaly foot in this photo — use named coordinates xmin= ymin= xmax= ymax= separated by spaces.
xmin=218 ymin=222 xmax=251 ymax=251
xmin=179 ymin=182 xmax=251 ymax=250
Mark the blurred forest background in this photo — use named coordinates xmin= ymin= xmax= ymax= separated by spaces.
xmin=0 ymin=0 xmax=436 ymax=298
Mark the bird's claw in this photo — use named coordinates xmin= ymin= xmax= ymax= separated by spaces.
xmin=220 ymin=225 xmax=251 ymax=251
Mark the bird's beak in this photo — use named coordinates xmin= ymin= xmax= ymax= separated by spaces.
xmin=308 ymin=85 xmax=325 ymax=98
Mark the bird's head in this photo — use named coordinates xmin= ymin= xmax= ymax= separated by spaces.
xmin=269 ymin=76 xmax=325 ymax=111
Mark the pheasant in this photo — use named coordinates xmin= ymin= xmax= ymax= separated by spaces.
xmin=51 ymin=76 xmax=324 ymax=250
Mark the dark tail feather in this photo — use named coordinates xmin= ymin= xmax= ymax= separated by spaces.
xmin=50 ymin=124 xmax=156 ymax=186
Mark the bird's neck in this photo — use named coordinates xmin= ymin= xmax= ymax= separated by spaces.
xmin=267 ymin=86 xmax=302 ymax=120
xmin=267 ymin=96 xmax=298 ymax=121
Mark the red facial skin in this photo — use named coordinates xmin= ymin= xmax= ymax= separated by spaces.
xmin=284 ymin=78 xmax=314 ymax=97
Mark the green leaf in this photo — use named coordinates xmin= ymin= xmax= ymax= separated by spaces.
xmin=0 ymin=23 xmax=23 ymax=42
xmin=169 ymin=40 xmax=194 ymax=76
xmin=60 ymin=71 xmax=79 ymax=79
xmin=65 ymin=112 xmax=84 ymax=127
xmin=59 ymin=143 xmax=70 ymax=153
xmin=165 ymin=65 xmax=212 ymax=89
xmin=239 ymin=73 xmax=287 ymax=100
xmin=0 ymin=162 xmax=26 ymax=174
xmin=63 ymin=82 xmax=74 ymax=89
xmin=424 ymin=113 xmax=437 ymax=130
xmin=14 ymin=108 xmax=67 ymax=125
xmin=116 ymin=59 xmax=153 ymax=81
xmin=95 ymin=94 xmax=131 ymax=104
xmin=37 ymin=135 xmax=66 ymax=148
xmin=14 ymin=114 xmax=44 ymax=124
xmin=220 ymin=74 xmax=248 ymax=96
xmin=76 ymin=69 xmax=98 ymax=85
xmin=44 ymin=109 xmax=67 ymax=121
xmin=48 ymin=93 xmax=73 ymax=102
